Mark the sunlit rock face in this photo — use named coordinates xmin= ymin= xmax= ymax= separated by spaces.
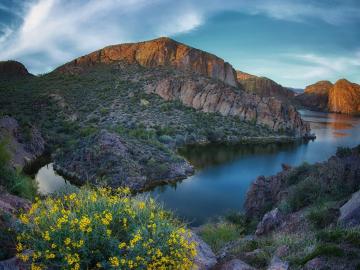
xmin=328 ymin=79 xmax=360 ymax=114
xmin=236 ymin=70 xmax=295 ymax=101
xmin=295 ymin=80 xmax=333 ymax=111
xmin=57 ymin=37 xmax=238 ymax=87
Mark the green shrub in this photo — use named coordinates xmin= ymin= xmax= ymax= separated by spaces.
xmin=199 ymin=221 xmax=243 ymax=252
xmin=16 ymin=187 xmax=197 ymax=269
xmin=299 ymin=244 xmax=344 ymax=265
xmin=0 ymin=139 xmax=37 ymax=200
xmin=336 ymin=147 xmax=352 ymax=158
xmin=286 ymin=162 xmax=311 ymax=186
xmin=286 ymin=176 xmax=322 ymax=211
xmin=317 ymin=227 xmax=360 ymax=247
xmin=307 ymin=204 xmax=338 ymax=229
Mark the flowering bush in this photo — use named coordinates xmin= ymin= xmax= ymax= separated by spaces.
xmin=16 ymin=187 xmax=197 ymax=269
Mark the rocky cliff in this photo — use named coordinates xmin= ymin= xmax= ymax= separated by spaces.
xmin=0 ymin=60 xmax=31 ymax=77
xmin=294 ymin=80 xmax=332 ymax=111
xmin=236 ymin=70 xmax=295 ymax=101
xmin=328 ymin=79 xmax=360 ymax=114
xmin=145 ymin=74 xmax=309 ymax=137
xmin=57 ymin=37 xmax=238 ymax=87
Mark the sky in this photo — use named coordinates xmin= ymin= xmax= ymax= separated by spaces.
xmin=0 ymin=0 xmax=359 ymax=88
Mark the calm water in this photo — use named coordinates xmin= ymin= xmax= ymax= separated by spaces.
xmin=34 ymin=110 xmax=360 ymax=225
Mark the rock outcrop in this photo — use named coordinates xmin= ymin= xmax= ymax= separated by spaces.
xmin=220 ymin=259 xmax=257 ymax=270
xmin=236 ymin=71 xmax=295 ymax=101
xmin=145 ymin=76 xmax=309 ymax=137
xmin=245 ymin=146 xmax=360 ymax=219
xmin=295 ymin=79 xmax=360 ymax=114
xmin=0 ymin=60 xmax=31 ymax=77
xmin=54 ymin=129 xmax=193 ymax=191
xmin=189 ymin=232 xmax=217 ymax=270
xmin=56 ymin=37 xmax=238 ymax=87
xmin=328 ymin=79 xmax=360 ymax=114
xmin=255 ymin=208 xmax=283 ymax=236
xmin=338 ymin=189 xmax=360 ymax=227
xmin=0 ymin=116 xmax=45 ymax=169
xmin=294 ymin=80 xmax=332 ymax=111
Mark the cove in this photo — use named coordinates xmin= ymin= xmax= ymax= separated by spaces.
xmin=33 ymin=110 xmax=360 ymax=225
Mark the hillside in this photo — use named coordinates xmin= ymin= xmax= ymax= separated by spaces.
xmin=236 ymin=70 xmax=295 ymax=102
xmin=0 ymin=38 xmax=310 ymax=191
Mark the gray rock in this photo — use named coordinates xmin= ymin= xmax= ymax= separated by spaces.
xmin=0 ymin=257 xmax=20 ymax=270
xmin=221 ymin=259 xmax=257 ymax=270
xmin=256 ymin=208 xmax=283 ymax=236
xmin=303 ymin=257 xmax=328 ymax=270
xmin=267 ymin=256 xmax=289 ymax=270
xmin=189 ymin=232 xmax=217 ymax=270
xmin=339 ymin=190 xmax=360 ymax=227
xmin=275 ymin=245 xmax=289 ymax=258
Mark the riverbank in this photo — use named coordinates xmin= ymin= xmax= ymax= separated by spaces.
xmin=196 ymin=145 xmax=360 ymax=269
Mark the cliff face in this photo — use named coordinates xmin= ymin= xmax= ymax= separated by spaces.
xmin=328 ymin=79 xmax=360 ymax=114
xmin=0 ymin=61 xmax=31 ymax=77
xmin=57 ymin=37 xmax=238 ymax=87
xmin=145 ymin=75 xmax=309 ymax=137
xmin=295 ymin=79 xmax=360 ymax=114
xmin=236 ymin=70 xmax=295 ymax=101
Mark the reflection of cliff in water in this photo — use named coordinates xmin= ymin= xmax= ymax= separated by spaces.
xmin=178 ymin=142 xmax=300 ymax=169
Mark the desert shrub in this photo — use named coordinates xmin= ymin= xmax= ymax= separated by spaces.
xmin=286 ymin=162 xmax=311 ymax=186
xmin=317 ymin=227 xmax=360 ymax=247
xmin=307 ymin=204 xmax=339 ymax=229
xmin=286 ymin=176 xmax=322 ymax=211
xmin=16 ymin=187 xmax=197 ymax=269
xmin=199 ymin=221 xmax=244 ymax=252
xmin=336 ymin=147 xmax=352 ymax=158
xmin=299 ymin=243 xmax=344 ymax=265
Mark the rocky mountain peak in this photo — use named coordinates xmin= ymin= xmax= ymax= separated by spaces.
xmin=328 ymin=79 xmax=360 ymax=114
xmin=56 ymin=37 xmax=238 ymax=87
xmin=304 ymin=80 xmax=333 ymax=95
xmin=0 ymin=61 xmax=31 ymax=77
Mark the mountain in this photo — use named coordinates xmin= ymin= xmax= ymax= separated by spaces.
xmin=295 ymin=79 xmax=360 ymax=114
xmin=57 ymin=37 xmax=238 ymax=87
xmin=294 ymin=80 xmax=333 ymax=111
xmin=329 ymin=79 xmax=360 ymax=114
xmin=0 ymin=61 xmax=31 ymax=77
xmin=236 ymin=70 xmax=295 ymax=101
xmin=0 ymin=37 xmax=310 ymax=191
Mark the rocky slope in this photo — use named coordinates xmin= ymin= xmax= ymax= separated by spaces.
xmin=57 ymin=37 xmax=238 ymax=87
xmin=236 ymin=70 xmax=295 ymax=102
xmin=328 ymin=79 xmax=360 ymax=114
xmin=0 ymin=60 xmax=31 ymax=77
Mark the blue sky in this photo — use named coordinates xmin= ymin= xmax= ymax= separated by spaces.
xmin=0 ymin=0 xmax=359 ymax=88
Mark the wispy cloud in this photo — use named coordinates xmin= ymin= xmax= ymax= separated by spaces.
xmin=0 ymin=0 xmax=359 ymax=74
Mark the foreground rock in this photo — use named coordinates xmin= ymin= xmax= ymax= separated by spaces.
xmin=57 ymin=37 xmax=238 ymax=87
xmin=266 ymin=256 xmax=288 ymax=270
xmin=255 ymin=208 xmax=283 ymax=236
xmin=189 ymin=232 xmax=217 ymax=270
xmin=338 ymin=189 xmax=360 ymax=227
xmin=220 ymin=259 xmax=257 ymax=270
xmin=0 ymin=116 xmax=45 ymax=169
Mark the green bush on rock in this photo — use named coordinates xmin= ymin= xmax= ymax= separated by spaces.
xmin=16 ymin=187 xmax=197 ymax=270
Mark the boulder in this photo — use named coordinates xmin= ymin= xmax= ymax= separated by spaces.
xmin=189 ymin=232 xmax=217 ymax=270
xmin=275 ymin=245 xmax=289 ymax=258
xmin=255 ymin=208 xmax=283 ymax=236
xmin=221 ymin=259 xmax=257 ymax=270
xmin=266 ymin=256 xmax=289 ymax=270
xmin=303 ymin=257 xmax=328 ymax=270
xmin=338 ymin=190 xmax=360 ymax=227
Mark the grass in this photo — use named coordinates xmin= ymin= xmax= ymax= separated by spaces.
xmin=306 ymin=202 xmax=339 ymax=229
xmin=198 ymin=221 xmax=244 ymax=252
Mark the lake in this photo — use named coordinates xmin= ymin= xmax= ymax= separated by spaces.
xmin=34 ymin=110 xmax=360 ymax=225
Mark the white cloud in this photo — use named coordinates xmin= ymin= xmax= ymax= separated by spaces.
xmin=0 ymin=0 xmax=359 ymax=74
